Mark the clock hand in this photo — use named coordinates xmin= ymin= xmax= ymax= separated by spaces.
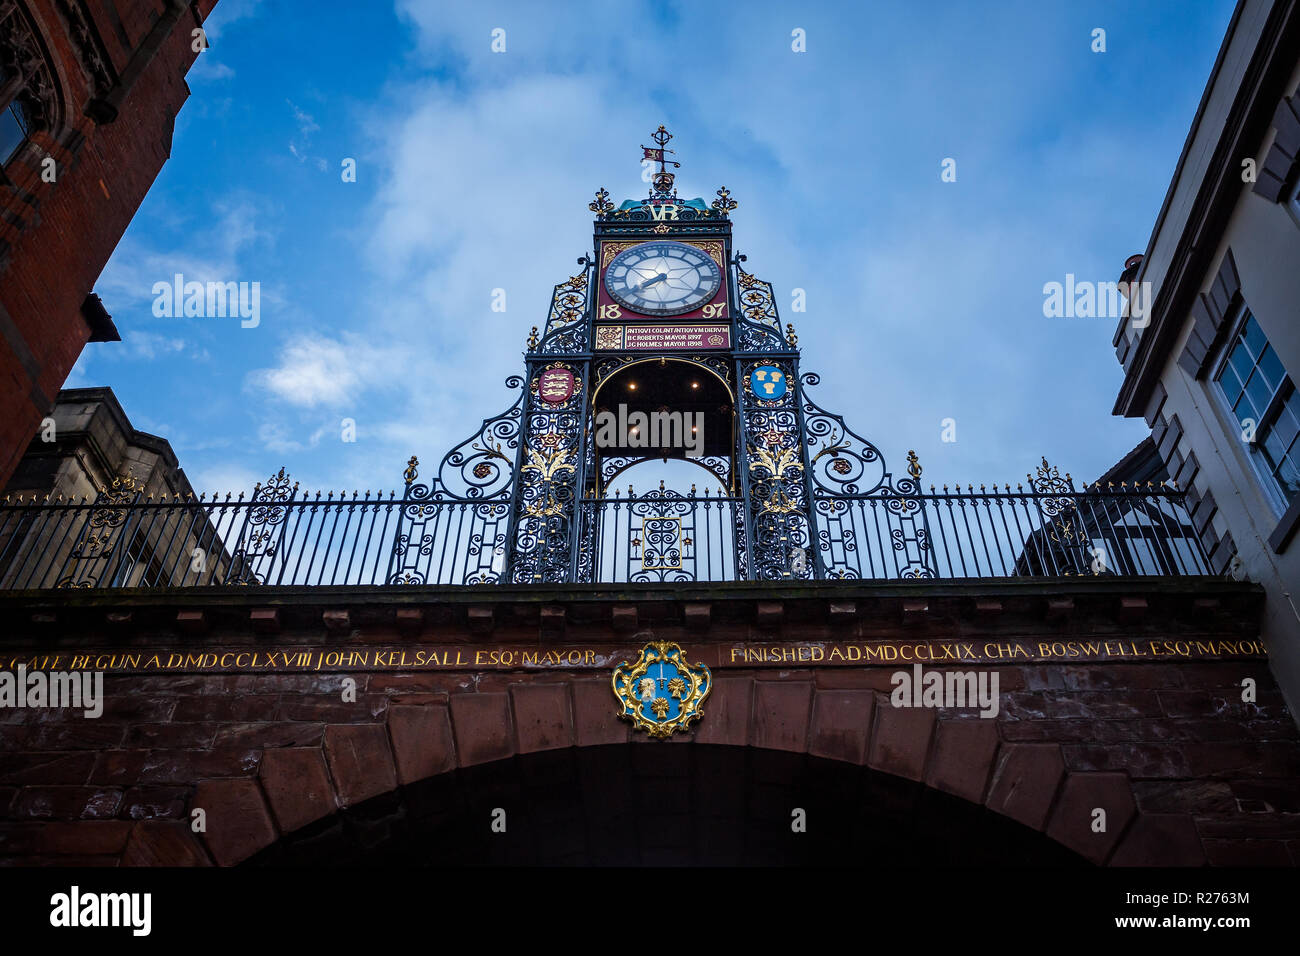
xmin=634 ymin=272 xmax=668 ymax=292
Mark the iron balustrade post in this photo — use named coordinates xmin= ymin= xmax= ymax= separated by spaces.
xmin=790 ymin=369 xmax=827 ymax=580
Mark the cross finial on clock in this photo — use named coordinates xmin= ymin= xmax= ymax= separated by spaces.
xmin=641 ymin=125 xmax=680 ymax=198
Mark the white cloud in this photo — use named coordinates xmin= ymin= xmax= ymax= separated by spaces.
xmin=247 ymin=333 xmax=393 ymax=409
xmin=96 ymin=199 xmax=272 ymax=308
xmin=192 ymin=59 xmax=234 ymax=82
xmin=122 ymin=331 xmax=187 ymax=360
xmin=287 ymin=99 xmax=320 ymax=136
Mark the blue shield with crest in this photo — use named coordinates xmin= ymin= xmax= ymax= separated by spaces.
xmin=750 ymin=365 xmax=787 ymax=401
xmin=612 ymin=641 xmax=711 ymax=738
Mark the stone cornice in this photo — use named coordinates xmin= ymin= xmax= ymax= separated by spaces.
xmin=0 ymin=578 xmax=1262 ymax=647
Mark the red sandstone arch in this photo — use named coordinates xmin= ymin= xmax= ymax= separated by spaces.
xmin=107 ymin=674 xmax=1205 ymax=867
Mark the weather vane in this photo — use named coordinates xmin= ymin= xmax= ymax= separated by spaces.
xmin=641 ymin=125 xmax=680 ymax=198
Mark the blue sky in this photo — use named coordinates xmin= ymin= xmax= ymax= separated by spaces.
xmin=71 ymin=0 xmax=1237 ymax=497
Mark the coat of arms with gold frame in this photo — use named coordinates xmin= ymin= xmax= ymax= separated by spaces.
xmin=612 ymin=641 xmax=711 ymax=738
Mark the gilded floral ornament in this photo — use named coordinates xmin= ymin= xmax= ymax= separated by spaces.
xmin=748 ymin=445 xmax=801 ymax=480
xmin=521 ymin=445 xmax=574 ymax=482
xmin=712 ymin=185 xmax=738 ymax=213
xmin=589 ymin=186 xmax=613 ymax=216
xmin=907 ymin=450 xmax=922 ymax=480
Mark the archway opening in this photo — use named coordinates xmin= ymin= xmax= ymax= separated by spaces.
xmin=593 ymin=359 xmax=734 ymax=495
xmin=247 ymin=745 xmax=1089 ymax=867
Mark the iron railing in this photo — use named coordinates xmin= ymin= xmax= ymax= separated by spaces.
xmin=814 ymin=484 xmax=1209 ymax=580
xmin=0 ymin=478 xmax=1208 ymax=589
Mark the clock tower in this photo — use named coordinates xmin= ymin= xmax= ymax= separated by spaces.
xmin=482 ymin=126 xmax=929 ymax=585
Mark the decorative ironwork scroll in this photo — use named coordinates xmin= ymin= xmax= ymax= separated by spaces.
xmin=387 ymin=376 xmax=524 ymax=585
xmin=508 ymin=362 xmax=587 ymax=583
xmin=733 ymin=260 xmax=787 ymax=352
xmin=628 ymin=488 xmax=696 ymax=583
xmin=598 ymin=455 xmax=731 ymax=494
xmin=227 ymin=467 xmax=298 ymax=584
xmin=801 ymin=372 xmax=935 ymax=579
xmin=55 ymin=474 xmax=143 ymax=588
xmin=738 ymin=359 xmax=815 ymax=579
xmin=536 ymin=258 xmax=593 ymax=353
xmin=1026 ymin=456 xmax=1089 ymax=575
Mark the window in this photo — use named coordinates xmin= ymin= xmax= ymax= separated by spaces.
xmin=0 ymin=97 xmax=28 ymax=164
xmin=0 ymin=5 xmax=58 ymax=170
xmin=1213 ymin=311 xmax=1300 ymax=509
xmin=119 ymin=527 xmax=167 ymax=587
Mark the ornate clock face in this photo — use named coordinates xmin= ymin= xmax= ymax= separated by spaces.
xmin=604 ymin=241 xmax=722 ymax=317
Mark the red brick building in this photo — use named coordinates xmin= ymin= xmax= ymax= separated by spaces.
xmin=0 ymin=0 xmax=218 ymax=489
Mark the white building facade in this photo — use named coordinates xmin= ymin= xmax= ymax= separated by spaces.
xmin=1113 ymin=0 xmax=1300 ymax=713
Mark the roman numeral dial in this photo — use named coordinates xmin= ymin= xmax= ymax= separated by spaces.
xmin=604 ymin=241 xmax=722 ymax=317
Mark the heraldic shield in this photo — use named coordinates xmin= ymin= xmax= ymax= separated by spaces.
xmin=612 ymin=641 xmax=711 ymax=738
